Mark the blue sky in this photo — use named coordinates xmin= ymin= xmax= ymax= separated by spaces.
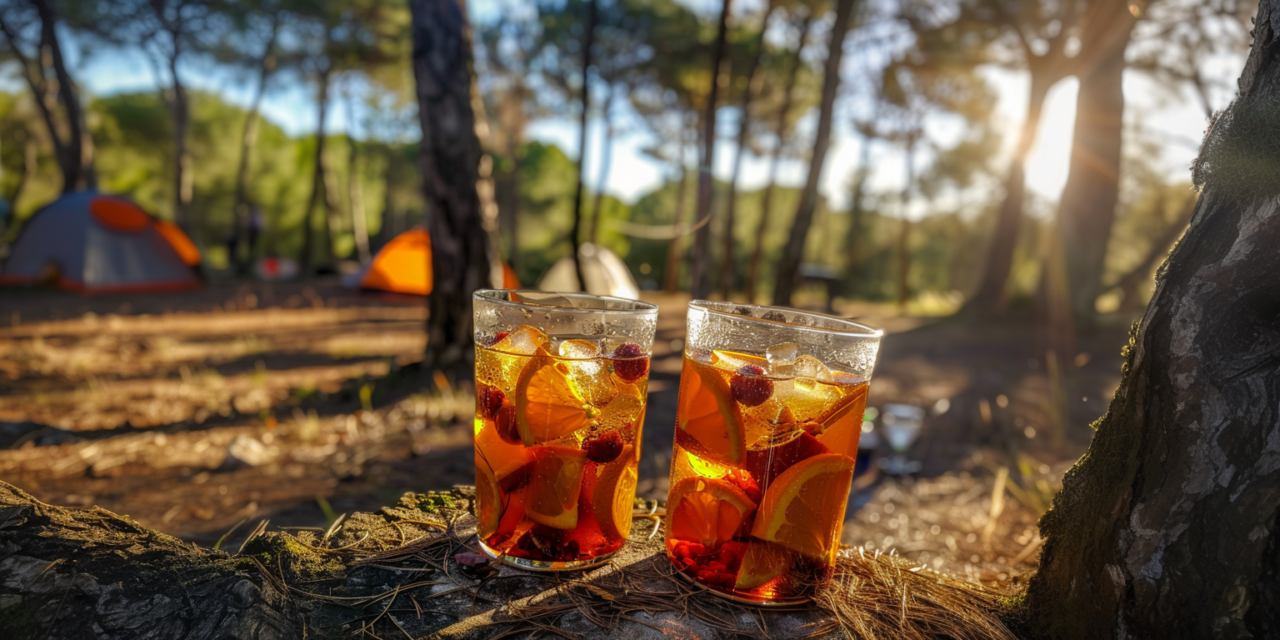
xmin=2 ymin=0 xmax=1237 ymax=217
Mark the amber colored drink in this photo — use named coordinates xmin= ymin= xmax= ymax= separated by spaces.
xmin=472 ymin=291 xmax=656 ymax=571
xmin=665 ymin=302 xmax=880 ymax=603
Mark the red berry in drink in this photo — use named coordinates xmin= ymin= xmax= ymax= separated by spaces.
xmin=477 ymin=383 xmax=505 ymax=420
xmin=583 ymin=429 xmax=624 ymax=463
xmin=730 ymin=365 xmax=773 ymax=406
xmin=495 ymin=404 xmax=520 ymax=444
xmin=483 ymin=331 xmax=510 ymax=347
xmin=611 ymin=342 xmax=649 ymax=382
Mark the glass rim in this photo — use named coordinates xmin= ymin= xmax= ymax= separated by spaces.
xmin=474 ymin=289 xmax=658 ymax=316
xmin=688 ymin=300 xmax=883 ymax=339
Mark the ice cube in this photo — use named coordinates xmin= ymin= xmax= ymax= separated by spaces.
xmin=793 ymin=355 xmax=833 ymax=390
xmin=558 ymin=339 xmax=618 ymax=408
xmin=765 ymin=342 xmax=798 ymax=377
xmin=501 ymin=324 xmax=550 ymax=355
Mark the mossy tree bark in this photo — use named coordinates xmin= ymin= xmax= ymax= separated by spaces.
xmin=410 ymin=0 xmax=490 ymax=370
xmin=1022 ymin=2 xmax=1280 ymax=636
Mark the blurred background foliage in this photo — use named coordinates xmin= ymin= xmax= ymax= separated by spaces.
xmin=0 ymin=0 xmax=1253 ymax=314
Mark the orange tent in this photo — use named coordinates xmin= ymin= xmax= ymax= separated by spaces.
xmin=361 ymin=228 xmax=433 ymax=295
xmin=358 ymin=228 xmax=520 ymax=295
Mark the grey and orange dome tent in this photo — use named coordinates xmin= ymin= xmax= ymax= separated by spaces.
xmin=0 ymin=192 xmax=201 ymax=293
xmin=357 ymin=227 xmax=518 ymax=296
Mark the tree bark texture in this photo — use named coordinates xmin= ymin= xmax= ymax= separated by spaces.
xmin=965 ymin=72 xmax=1052 ymax=312
xmin=410 ymin=0 xmax=490 ymax=370
xmin=687 ymin=0 xmax=732 ymax=301
xmin=1054 ymin=1 xmax=1136 ymax=327
xmin=745 ymin=12 xmax=811 ymax=304
xmin=771 ymin=0 xmax=855 ymax=307
xmin=1022 ymin=3 xmax=1280 ymax=636
xmin=717 ymin=0 xmax=777 ymax=300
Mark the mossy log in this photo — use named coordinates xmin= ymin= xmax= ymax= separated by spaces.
xmin=1021 ymin=1 xmax=1280 ymax=636
xmin=0 ymin=481 xmax=1015 ymax=639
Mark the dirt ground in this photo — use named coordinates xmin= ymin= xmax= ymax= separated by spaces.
xmin=0 ymin=282 xmax=1134 ymax=590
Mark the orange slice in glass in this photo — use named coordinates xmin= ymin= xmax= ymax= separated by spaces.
xmin=749 ymin=453 xmax=854 ymax=561
xmin=593 ymin=445 xmax=637 ymax=540
xmin=526 ymin=445 xmax=587 ymax=529
xmin=677 ymin=356 xmax=746 ymax=464
xmin=735 ymin=539 xmax=793 ymax=590
xmin=475 ymin=419 xmax=531 ymax=481
xmin=515 ymin=354 xmax=590 ymax=445
xmin=814 ymin=382 xmax=869 ymax=458
xmin=666 ymin=476 xmax=757 ymax=548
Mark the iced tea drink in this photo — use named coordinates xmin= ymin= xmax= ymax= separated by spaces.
xmin=665 ymin=302 xmax=881 ymax=603
xmin=473 ymin=290 xmax=657 ymax=570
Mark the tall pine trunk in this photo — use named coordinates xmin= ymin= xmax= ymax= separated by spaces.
xmin=687 ymin=0 xmax=732 ymax=301
xmin=1022 ymin=2 xmax=1280 ymax=634
xmin=233 ymin=16 xmax=279 ymax=273
xmin=569 ymin=0 xmax=597 ymax=291
xmin=771 ymin=0 xmax=855 ymax=307
xmin=588 ymin=84 xmax=614 ymax=245
xmin=1054 ymin=2 xmax=1136 ymax=327
xmin=169 ymin=51 xmax=192 ymax=233
xmin=718 ymin=0 xmax=778 ymax=300
xmin=300 ymin=66 xmax=333 ymax=273
xmin=409 ymin=0 xmax=490 ymax=370
xmin=27 ymin=0 xmax=89 ymax=192
xmin=965 ymin=71 xmax=1052 ymax=311
xmin=745 ymin=12 xmax=812 ymax=304
xmin=663 ymin=138 xmax=691 ymax=293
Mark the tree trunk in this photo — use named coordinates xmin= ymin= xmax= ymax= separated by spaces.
xmin=169 ymin=48 xmax=192 ymax=233
xmin=569 ymin=0 xmax=597 ymax=292
xmin=233 ymin=16 xmax=279 ymax=274
xmin=687 ymin=0 xmax=732 ymax=301
xmin=588 ymin=84 xmax=614 ymax=245
xmin=1055 ymin=2 xmax=1136 ymax=328
xmin=718 ymin=0 xmax=778 ymax=300
xmin=29 ymin=0 xmax=84 ymax=193
xmin=965 ymin=71 xmax=1053 ymax=312
xmin=841 ymin=135 xmax=873 ymax=284
xmin=663 ymin=141 xmax=691 ymax=293
xmin=300 ymin=66 xmax=333 ymax=273
xmin=745 ymin=12 xmax=812 ymax=304
xmin=896 ymin=136 xmax=916 ymax=311
xmin=771 ymin=0 xmax=855 ymax=307
xmin=410 ymin=0 xmax=490 ymax=370
xmin=1021 ymin=3 xmax=1280 ymax=635
xmin=346 ymin=130 xmax=371 ymax=264
xmin=343 ymin=82 xmax=371 ymax=264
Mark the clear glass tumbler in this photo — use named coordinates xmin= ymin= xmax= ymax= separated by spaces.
xmin=472 ymin=290 xmax=657 ymax=571
xmin=665 ymin=301 xmax=882 ymax=603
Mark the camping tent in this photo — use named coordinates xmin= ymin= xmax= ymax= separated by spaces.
xmin=356 ymin=227 xmax=519 ymax=296
xmin=0 ymin=191 xmax=201 ymax=293
xmin=537 ymin=243 xmax=640 ymax=299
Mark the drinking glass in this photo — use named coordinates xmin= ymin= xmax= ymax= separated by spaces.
xmin=472 ymin=290 xmax=657 ymax=571
xmin=664 ymin=301 xmax=882 ymax=603
xmin=879 ymin=403 xmax=925 ymax=475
